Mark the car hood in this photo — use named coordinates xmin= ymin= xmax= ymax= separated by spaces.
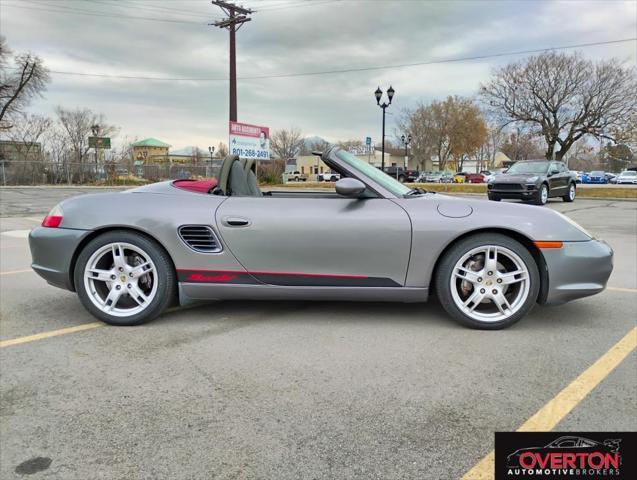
xmin=492 ymin=174 xmax=544 ymax=183
xmin=396 ymin=193 xmax=592 ymax=242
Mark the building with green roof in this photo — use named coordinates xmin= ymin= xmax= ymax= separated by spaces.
xmin=132 ymin=138 xmax=171 ymax=163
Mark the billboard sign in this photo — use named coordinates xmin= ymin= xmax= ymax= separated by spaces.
xmin=365 ymin=136 xmax=372 ymax=146
xmin=229 ymin=121 xmax=270 ymax=160
xmin=89 ymin=137 xmax=111 ymax=149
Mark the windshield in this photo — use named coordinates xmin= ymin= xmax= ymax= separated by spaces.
xmin=335 ymin=150 xmax=412 ymax=196
xmin=621 ymin=171 xmax=636 ymax=176
xmin=506 ymin=161 xmax=549 ymax=174
xmin=591 ymin=171 xmax=604 ymax=176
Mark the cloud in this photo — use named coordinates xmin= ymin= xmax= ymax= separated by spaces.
xmin=1 ymin=0 xmax=635 ymax=149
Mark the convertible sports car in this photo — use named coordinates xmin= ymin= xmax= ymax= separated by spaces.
xmin=29 ymin=146 xmax=613 ymax=329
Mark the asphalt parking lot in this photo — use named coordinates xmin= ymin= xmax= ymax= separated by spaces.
xmin=1 ymin=188 xmax=636 ymax=479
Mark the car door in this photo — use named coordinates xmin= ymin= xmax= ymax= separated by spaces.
xmin=548 ymin=162 xmax=566 ymax=195
xmin=215 ymin=196 xmax=412 ymax=287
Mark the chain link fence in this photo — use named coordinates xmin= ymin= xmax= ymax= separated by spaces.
xmin=0 ymin=161 xmax=222 ymax=186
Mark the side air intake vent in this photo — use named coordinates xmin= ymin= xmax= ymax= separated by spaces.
xmin=178 ymin=225 xmax=222 ymax=253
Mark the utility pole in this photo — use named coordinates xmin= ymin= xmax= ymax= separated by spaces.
xmin=210 ymin=1 xmax=253 ymax=122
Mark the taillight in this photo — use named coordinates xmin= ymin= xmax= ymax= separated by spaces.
xmin=42 ymin=204 xmax=63 ymax=228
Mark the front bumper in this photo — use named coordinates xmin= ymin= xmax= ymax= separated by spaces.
xmin=29 ymin=226 xmax=90 ymax=291
xmin=540 ymin=239 xmax=613 ymax=305
xmin=488 ymin=183 xmax=538 ymax=199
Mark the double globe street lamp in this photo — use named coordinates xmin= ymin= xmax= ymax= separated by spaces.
xmin=401 ymin=134 xmax=412 ymax=173
xmin=374 ymin=85 xmax=394 ymax=171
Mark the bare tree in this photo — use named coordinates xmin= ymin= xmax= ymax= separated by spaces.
xmin=499 ymin=129 xmax=544 ymax=161
xmin=480 ymin=51 xmax=637 ymax=161
xmin=269 ymin=127 xmax=303 ymax=160
xmin=0 ymin=37 xmax=51 ymax=130
xmin=216 ymin=141 xmax=228 ymax=158
xmin=55 ymin=106 xmax=118 ymax=165
xmin=400 ymin=96 xmax=487 ymax=171
xmin=5 ymin=113 xmax=52 ymax=160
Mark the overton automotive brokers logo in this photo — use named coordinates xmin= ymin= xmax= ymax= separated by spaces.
xmin=495 ymin=432 xmax=636 ymax=479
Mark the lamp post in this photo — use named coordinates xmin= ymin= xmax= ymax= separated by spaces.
xmin=91 ymin=124 xmax=100 ymax=166
xmin=207 ymin=146 xmax=215 ymax=177
xmin=401 ymin=133 xmax=412 ymax=174
xmin=375 ymin=86 xmax=394 ymax=172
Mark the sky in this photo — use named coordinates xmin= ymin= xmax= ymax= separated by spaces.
xmin=1 ymin=0 xmax=636 ymax=150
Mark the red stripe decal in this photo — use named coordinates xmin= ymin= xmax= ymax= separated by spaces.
xmin=177 ymin=268 xmax=368 ymax=279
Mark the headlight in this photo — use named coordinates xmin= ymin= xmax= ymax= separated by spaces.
xmin=526 ymin=176 xmax=539 ymax=182
xmin=554 ymin=211 xmax=593 ymax=239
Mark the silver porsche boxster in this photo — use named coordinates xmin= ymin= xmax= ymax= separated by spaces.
xmin=29 ymin=146 xmax=613 ymax=329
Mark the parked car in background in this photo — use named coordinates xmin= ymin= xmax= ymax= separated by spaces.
xmin=487 ymin=160 xmax=577 ymax=205
xmin=318 ymin=171 xmax=340 ymax=182
xmin=421 ymin=171 xmax=453 ymax=183
xmin=579 ymin=172 xmax=590 ymax=184
xmin=453 ymin=172 xmax=466 ymax=183
xmin=616 ymin=170 xmax=637 ymax=184
xmin=605 ymin=173 xmax=616 ymax=183
xmin=285 ymin=171 xmax=308 ymax=182
xmin=484 ymin=168 xmax=508 ymax=183
xmin=465 ymin=173 xmax=485 ymax=183
xmin=583 ymin=171 xmax=607 ymax=184
xmin=382 ymin=166 xmax=419 ymax=183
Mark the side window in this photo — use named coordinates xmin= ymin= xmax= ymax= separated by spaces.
xmin=556 ymin=439 xmax=577 ymax=447
xmin=558 ymin=163 xmax=568 ymax=173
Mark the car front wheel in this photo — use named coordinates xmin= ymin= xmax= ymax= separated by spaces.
xmin=562 ymin=183 xmax=576 ymax=202
xmin=534 ymin=184 xmax=549 ymax=205
xmin=74 ymin=230 xmax=176 ymax=326
xmin=435 ymin=233 xmax=540 ymax=329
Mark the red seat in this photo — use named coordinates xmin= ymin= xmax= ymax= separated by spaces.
xmin=172 ymin=178 xmax=218 ymax=194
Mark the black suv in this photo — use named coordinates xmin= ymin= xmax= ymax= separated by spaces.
xmin=382 ymin=166 xmax=419 ymax=183
xmin=487 ymin=160 xmax=577 ymax=205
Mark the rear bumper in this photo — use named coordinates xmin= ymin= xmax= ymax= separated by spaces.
xmin=540 ymin=239 xmax=613 ymax=305
xmin=29 ymin=226 xmax=90 ymax=291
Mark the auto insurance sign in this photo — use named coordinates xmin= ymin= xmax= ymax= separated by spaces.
xmin=229 ymin=121 xmax=270 ymax=160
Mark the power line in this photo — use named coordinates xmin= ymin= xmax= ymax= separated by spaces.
xmin=27 ymin=38 xmax=637 ymax=82
xmin=2 ymin=1 xmax=211 ymax=25
xmin=88 ymin=0 xmax=213 ymax=20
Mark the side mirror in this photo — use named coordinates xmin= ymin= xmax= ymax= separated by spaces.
xmin=549 ymin=169 xmax=559 ymax=176
xmin=335 ymin=178 xmax=366 ymax=197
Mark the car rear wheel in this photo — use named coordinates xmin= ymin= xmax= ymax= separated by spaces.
xmin=562 ymin=183 xmax=576 ymax=202
xmin=74 ymin=230 xmax=176 ymax=326
xmin=534 ymin=184 xmax=549 ymax=205
xmin=435 ymin=233 xmax=540 ymax=329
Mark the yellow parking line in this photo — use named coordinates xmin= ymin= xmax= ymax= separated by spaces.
xmin=0 ymin=322 xmax=104 ymax=348
xmin=0 ymin=269 xmax=33 ymax=276
xmin=607 ymin=286 xmax=637 ymax=293
xmin=462 ymin=327 xmax=637 ymax=480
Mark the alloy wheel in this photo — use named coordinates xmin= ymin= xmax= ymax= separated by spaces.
xmin=83 ymin=242 xmax=158 ymax=317
xmin=449 ymin=245 xmax=531 ymax=323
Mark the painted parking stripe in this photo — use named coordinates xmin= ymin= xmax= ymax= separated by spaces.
xmin=0 ymin=305 xmax=204 ymax=349
xmin=462 ymin=326 xmax=637 ymax=480
xmin=0 ymin=322 xmax=104 ymax=348
xmin=607 ymin=286 xmax=637 ymax=293
xmin=0 ymin=269 xmax=33 ymax=276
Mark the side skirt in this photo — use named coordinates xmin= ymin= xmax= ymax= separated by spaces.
xmin=178 ymin=283 xmax=429 ymax=305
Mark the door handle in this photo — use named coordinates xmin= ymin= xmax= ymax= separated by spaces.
xmin=223 ymin=216 xmax=250 ymax=227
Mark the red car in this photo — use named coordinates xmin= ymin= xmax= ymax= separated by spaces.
xmin=465 ymin=173 xmax=485 ymax=183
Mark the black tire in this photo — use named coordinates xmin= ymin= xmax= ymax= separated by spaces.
xmin=434 ymin=233 xmax=540 ymax=330
xmin=562 ymin=182 xmax=576 ymax=202
xmin=398 ymin=175 xmax=406 ymax=183
xmin=534 ymin=183 xmax=549 ymax=205
xmin=487 ymin=193 xmax=501 ymax=202
xmin=74 ymin=230 xmax=176 ymax=326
